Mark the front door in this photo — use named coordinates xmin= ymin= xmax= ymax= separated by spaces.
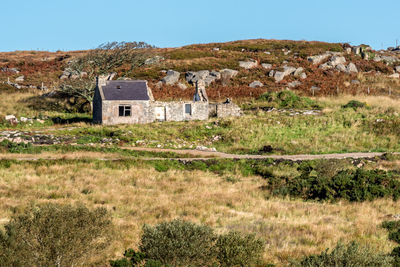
xmin=155 ymin=106 xmax=166 ymax=121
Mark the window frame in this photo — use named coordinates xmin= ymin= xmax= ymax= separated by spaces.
xmin=118 ymin=105 xmax=132 ymax=117
xmin=184 ymin=103 xmax=192 ymax=115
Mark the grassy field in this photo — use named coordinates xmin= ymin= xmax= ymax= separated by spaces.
xmin=0 ymin=157 xmax=399 ymax=265
xmin=1 ymin=88 xmax=400 ymax=155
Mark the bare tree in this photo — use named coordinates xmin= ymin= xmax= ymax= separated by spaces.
xmin=58 ymin=41 xmax=155 ymax=111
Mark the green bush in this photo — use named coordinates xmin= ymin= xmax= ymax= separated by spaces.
xmin=0 ymin=203 xmax=113 ymax=267
xmin=258 ymin=91 xmax=320 ymax=109
xmin=382 ymin=220 xmax=400 ymax=265
xmin=264 ymin=162 xmax=400 ymax=202
xmin=289 ymin=242 xmax=393 ymax=267
xmin=216 ymin=231 xmax=264 ymax=267
xmin=112 ymin=220 xmax=268 ymax=267
xmin=139 ymin=220 xmax=217 ymax=266
xmin=342 ymin=100 xmax=367 ymax=110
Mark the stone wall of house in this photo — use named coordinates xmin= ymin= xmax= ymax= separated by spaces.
xmin=98 ymin=100 xmax=209 ymax=125
xmin=151 ymin=101 xmax=209 ymax=122
xmin=101 ymin=100 xmax=154 ymax=125
xmin=209 ymin=103 xmax=242 ymax=118
xmin=92 ymin=87 xmax=103 ymax=123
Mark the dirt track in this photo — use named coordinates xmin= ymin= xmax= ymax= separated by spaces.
xmin=0 ymin=146 xmax=397 ymax=162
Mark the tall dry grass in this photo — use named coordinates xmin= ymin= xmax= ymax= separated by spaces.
xmin=0 ymin=160 xmax=398 ymax=265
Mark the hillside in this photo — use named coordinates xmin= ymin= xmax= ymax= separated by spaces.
xmin=1 ymin=39 xmax=399 ymax=103
xmin=2 ymin=39 xmax=400 ymax=266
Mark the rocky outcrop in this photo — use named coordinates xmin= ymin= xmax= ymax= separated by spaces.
xmin=239 ymin=59 xmax=258 ymax=69
xmin=261 ymin=63 xmax=272 ymax=70
xmin=273 ymin=65 xmax=297 ymax=82
xmin=60 ymin=69 xmax=87 ymax=80
xmin=15 ymin=76 xmax=24 ymax=82
xmin=249 ymin=81 xmax=263 ymax=88
xmin=185 ymin=70 xmax=221 ymax=87
xmin=346 ymin=63 xmax=358 ymax=73
xmin=144 ymin=56 xmax=164 ymax=65
xmin=1 ymin=67 xmax=20 ymax=74
xmin=162 ymin=70 xmax=180 ymax=85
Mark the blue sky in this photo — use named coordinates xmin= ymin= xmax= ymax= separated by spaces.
xmin=2 ymin=0 xmax=400 ymax=51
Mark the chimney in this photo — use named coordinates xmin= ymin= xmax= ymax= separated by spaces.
xmin=193 ymin=80 xmax=208 ymax=102
xmin=96 ymin=75 xmax=108 ymax=87
xmin=96 ymin=72 xmax=117 ymax=87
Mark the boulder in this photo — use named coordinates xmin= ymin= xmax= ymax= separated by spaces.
xmin=185 ymin=70 xmax=209 ymax=84
xmin=346 ymin=63 xmax=358 ymax=73
xmin=335 ymin=63 xmax=347 ymax=72
xmin=220 ymin=69 xmax=238 ymax=80
xmin=274 ymin=71 xmax=286 ymax=82
xmin=308 ymin=53 xmax=331 ymax=65
xmin=162 ymin=70 xmax=180 ymax=85
xmin=288 ymin=81 xmax=301 ymax=88
xmin=300 ymin=73 xmax=307 ymax=79
xmin=389 ymin=73 xmax=400 ymax=79
xmin=293 ymin=67 xmax=304 ymax=77
xmin=268 ymin=70 xmax=275 ymax=77
xmin=15 ymin=76 xmax=24 ymax=82
xmin=395 ymin=66 xmax=400 ymax=73
xmin=330 ymin=56 xmax=346 ymax=66
xmin=210 ymin=71 xmax=221 ymax=80
xmin=144 ymin=56 xmax=164 ymax=65
xmin=351 ymin=80 xmax=361 ymax=85
xmin=343 ymin=81 xmax=351 ymax=87
xmin=0 ymin=67 xmax=20 ymax=73
xmin=381 ymin=56 xmax=399 ymax=64
xmin=239 ymin=60 xmax=258 ymax=69
xmin=177 ymin=83 xmax=187 ymax=90
xmin=261 ymin=63 xmax=272 ymax=70
xmin=283 ymin=66 xmax=296 ymax=76
xmin=319 ymin=63 xmax=333 ymax=70
xmin=249 ymin=81 xmax=263 ymax=88
xmin=5 ymin=115 xmax=18 ymax=124
xmin=5 ymin=115 xmax=16 ymax=121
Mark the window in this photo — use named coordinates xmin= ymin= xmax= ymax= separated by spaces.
xmin=185 ymin=104 xmax=192 ymax=115
xmin=119 ymin=105 xmax=131 ymax=117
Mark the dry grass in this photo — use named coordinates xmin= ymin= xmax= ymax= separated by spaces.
xmin=0 ymin=160 xmax=398 ymax=266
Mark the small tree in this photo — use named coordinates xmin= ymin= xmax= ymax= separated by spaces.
xmin=216 ymin=231 xmax=264 ymax=267
xmin=0 ymin=203 xmax=113 ymax=267
xmin=59 ymin=41 xmax=154 ymax=110
xmin=139 ymin=219 xmax=218 ymax=266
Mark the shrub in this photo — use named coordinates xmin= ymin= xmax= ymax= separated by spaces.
xmin=112 ymin=220 xmax=268 ymax=267
xmin=216 ymin=231 xmax=264 ymax=267
xmin=0 ymin=203 xmax=113 ymax=267
xmin=289 ymin=242 xmax=393 ymax=267
xmin=342 ymin=100 xmax=367 ymax=110
xmin=382 ymin=220 xmax=400 ymax=265
xmin=263 ymin=162 xmax=400 ymax=202
xmin=258 ymin=91 xmax=320 ymax=109
xmin=139 ymin=220 xmax=217 ymax=266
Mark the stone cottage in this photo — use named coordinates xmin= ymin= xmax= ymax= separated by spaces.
xmin=93 ymin=76 xmax=241 ymax=125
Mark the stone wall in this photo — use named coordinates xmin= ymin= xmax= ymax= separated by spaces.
xmin=92 ymin=87 xmax=102 ymax=124
xmin=97 ymin=100 xmax=209 ymax=125
xmin=152 ymin=101 xmax=209 ymax=122
xmin=101 ymin=100 xmax=153 ymax=125
xmin=209 ymin=103 xmax=242 ymax=118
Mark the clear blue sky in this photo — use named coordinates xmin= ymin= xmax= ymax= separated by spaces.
xmin=2 ymin=0 xmax=400 ymax=51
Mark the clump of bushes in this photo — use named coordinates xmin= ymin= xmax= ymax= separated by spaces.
xmin=0 ymin=203 xmax=114 ymax=267
xmin=289 ymin=242 xmax=393 ymax=267
xmin=264 ymin=161 xmax=400 ymax=202
xmin=110 ymin=219 xmax=265 ymax=267
xmin=258 ymin=91 xmax=320 ymax=109
xmin=382 ymin=220 xmax=400 ymax=266
xmin=342 ymin=100 xmax=367 ymax=110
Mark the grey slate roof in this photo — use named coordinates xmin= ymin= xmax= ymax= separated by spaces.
xmin=102 ymin=80 xmax=150 ymax=101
